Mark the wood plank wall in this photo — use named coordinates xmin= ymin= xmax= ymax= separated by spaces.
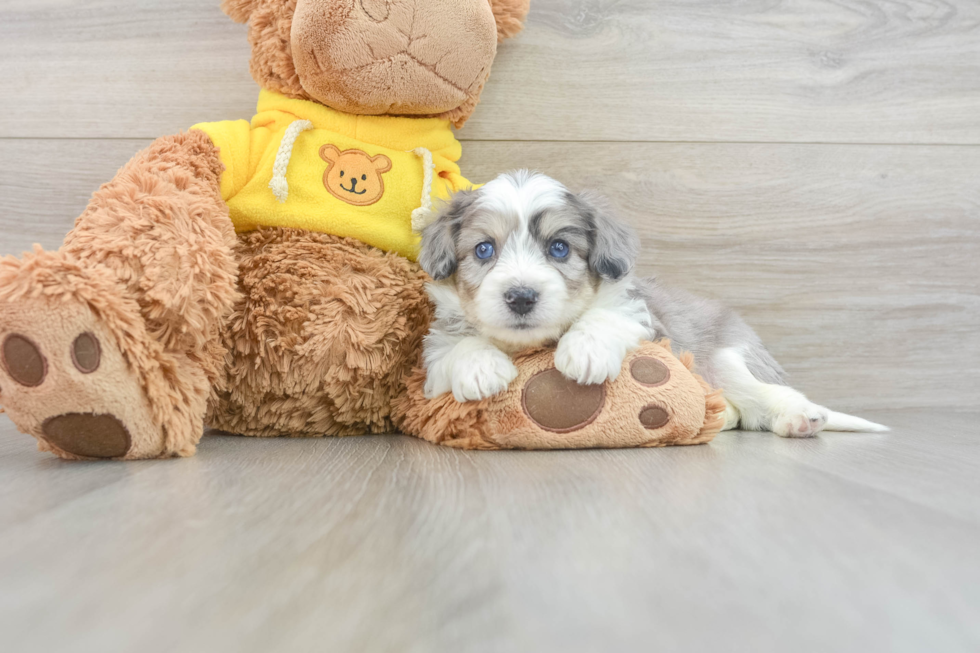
xmin=0 ymin=0 xmax=977 ymax=411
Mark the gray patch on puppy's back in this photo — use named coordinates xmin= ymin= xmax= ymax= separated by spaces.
xmin=631 ymin=278 xmax=787 ymax=388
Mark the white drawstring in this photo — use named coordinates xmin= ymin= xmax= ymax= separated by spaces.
xmin=269 ymin=119 xmax=313 ymax=203
xmin=410 ymin=147 xmax=436 ymax=233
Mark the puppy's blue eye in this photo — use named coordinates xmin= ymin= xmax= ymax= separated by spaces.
xmin=475 ymin=242 xmax=495 ymax=260
xmin=549 ymin=240 xmax=570 ymax=259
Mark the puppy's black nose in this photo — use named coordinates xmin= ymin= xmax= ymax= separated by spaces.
xmin=504 ymin=287 xmax=538 ymax=316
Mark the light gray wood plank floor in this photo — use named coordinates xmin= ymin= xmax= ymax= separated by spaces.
xmin=1 ymin=413 xmax=978 ymax=653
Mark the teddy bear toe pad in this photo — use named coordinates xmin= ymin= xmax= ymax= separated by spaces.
xmin=522 ymin=368 xmax=606 ymax=433
xmin=40 ymin=413 xmax=132 ymax=459
xmin=630 ymin=356 xmax=671 ymax=387
xmin=2 ymin=333 xmax=47 ymax=387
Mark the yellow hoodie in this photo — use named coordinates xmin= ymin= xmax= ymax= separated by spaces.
xmin=192 ymin=91 xmax=471 ymax=260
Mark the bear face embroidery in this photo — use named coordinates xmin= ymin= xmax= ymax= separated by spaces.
xmin=319 ymin=145 xmax=392 ymax=206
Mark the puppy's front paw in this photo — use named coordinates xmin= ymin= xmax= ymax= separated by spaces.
xmin=451 ymin=348 xmax=518 ymax=402
xmin=423 ymin=368 xmax=452 ymax=400
xmin=555 ymin=330 xmax=625 ymax=385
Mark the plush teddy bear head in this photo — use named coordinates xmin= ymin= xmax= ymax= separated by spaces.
xmin=222 ymin=0 xmax=530 ymax=127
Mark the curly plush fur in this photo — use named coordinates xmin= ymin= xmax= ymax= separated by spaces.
xmin=490 ymin=0 xmax=530 ymax=41
xmin=62 ymin=131 xmax=239 ymax=386
xmin=209 ymin=229 xmax=431 ymax=437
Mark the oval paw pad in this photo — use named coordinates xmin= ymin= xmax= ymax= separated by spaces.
xmin=639 ymin=404 xmax=670 ymax=430
xmin=630 ymin=356 xmax=670 ymax=387
xmin=2 ymin=334 xmax=47 ymax=387
xmin=522 ymin=368 xmax=606 ymax=433
xmin=41 ymin=413 xmax=131 ymax=459
xmin=71 ymin=333 xmax=101 ymax=374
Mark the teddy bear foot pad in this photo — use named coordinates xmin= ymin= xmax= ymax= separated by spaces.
xmin=0 ymin=260 xmax=170 ymax=460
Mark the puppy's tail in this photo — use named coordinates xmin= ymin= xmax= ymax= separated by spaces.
xmin=824 ymin=410 xmax=889 ymax=432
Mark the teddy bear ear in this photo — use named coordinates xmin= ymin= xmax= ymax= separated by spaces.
xmin=221 ymin=0 xmax=260 ymax=23
xmin=488 ymin=0 xmax=531 ymax=42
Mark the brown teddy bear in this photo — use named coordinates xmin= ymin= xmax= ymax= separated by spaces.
xmin=0 ymin=0 xmax=723 ymax=460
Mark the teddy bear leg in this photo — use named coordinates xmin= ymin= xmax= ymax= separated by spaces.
xmin=207 ymin=229 xmax=430 ymax=437
xmin=0 ymin=132 xmax=238 ymax=459
xmin=398 ymin=341 xmax=728 ymax=450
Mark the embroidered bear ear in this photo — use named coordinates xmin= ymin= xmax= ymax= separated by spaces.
xmin=221 ymin=0 xmax=261 ymax=23
xmin=488 ymin=0 xmax=531 ymax=42
xmin=370 ymin=154 xmax=393 ymax=174
xmin=319 ymin=144 xmax=341 ymax=165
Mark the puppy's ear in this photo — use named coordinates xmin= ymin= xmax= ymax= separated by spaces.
xmin=574 ymin=191 xmax=639 ymax=281
xmin=419 ymin=190 xmax=478 ymax=281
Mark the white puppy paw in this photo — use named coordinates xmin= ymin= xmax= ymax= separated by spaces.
xmin=450 ymin=347 xmax=518 ymax=402
xmin=554 ymin=330 xmax=625 ymax=385
xmin=423 ymin=368 xmax=452 ymax=400
xmin=772 ymin=403 xmax=829 ymax=438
